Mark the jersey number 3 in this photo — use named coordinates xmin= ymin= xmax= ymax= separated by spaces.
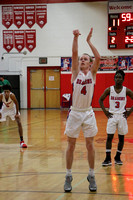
xmin=81 ymin=86 xmax=87 ymax=95
xmin=115 ymin=101 xmax=120 ymax=108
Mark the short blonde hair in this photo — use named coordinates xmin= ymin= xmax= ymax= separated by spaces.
xmin=82 ymin=53 xmax=93 ymax=63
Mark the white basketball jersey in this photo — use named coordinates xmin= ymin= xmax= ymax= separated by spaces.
xmin=109 ymin=86 xmax=127 ymax=114
xmin=2 ymin=92 xmax=14 ymax=109
xmin=72 ymin=71 xmax=95 ymax=109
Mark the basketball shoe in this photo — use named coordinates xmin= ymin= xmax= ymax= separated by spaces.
xmin=87 ymin=174 xmax=97 ymax=192
xmin=20 ymin=141 xmax=27 ymax=148
xmin=102 ymin=158 xmax=112 ymax=166
xmin=114 ymin=158 xmax=123 ymax=165
xmin=64 ymin=175 xmax=73 ymax=192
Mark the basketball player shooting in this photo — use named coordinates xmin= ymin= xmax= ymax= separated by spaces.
xmin=64 ymin=28 xmax=100 ymax=192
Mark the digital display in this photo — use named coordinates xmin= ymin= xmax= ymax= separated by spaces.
xmin=108 ymin=13 xmax=133 ymax=49
xmin=108 ymin=1 xmax=133 ymax=49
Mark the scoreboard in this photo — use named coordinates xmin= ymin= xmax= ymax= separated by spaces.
xmin=108 ymin=1 xmax=133 ymax=49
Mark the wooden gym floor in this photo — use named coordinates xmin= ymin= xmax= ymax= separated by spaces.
xmin=0 ymin=109 xmax=133 ymax=200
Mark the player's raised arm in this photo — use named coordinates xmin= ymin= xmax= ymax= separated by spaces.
xmin=86 ymin=28 xmax=100 ymax=77
xmin=71 ymin=30 xmax=81 ymax=83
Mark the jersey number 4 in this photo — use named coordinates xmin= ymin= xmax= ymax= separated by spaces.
xmin=81 ymin=86 xmax=87 ymax=95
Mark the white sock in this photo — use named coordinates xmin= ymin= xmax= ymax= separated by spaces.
xmin=66 ymin=169 xmax=72 ymax=176
xmin=89 ymin=168 xmax=94 ymax=177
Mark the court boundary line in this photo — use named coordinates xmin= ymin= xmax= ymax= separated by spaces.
xmin=0 ymin=189 xmax=131 ymax=197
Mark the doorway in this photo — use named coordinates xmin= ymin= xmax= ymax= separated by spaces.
xmin=27 ymin=67 xmax=60 ymax=108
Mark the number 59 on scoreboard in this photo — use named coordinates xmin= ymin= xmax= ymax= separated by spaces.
xmin=108 ymin=1 xmax=133 ymax=49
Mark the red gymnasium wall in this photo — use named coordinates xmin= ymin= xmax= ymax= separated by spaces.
xmin=60 ymin=72 xmax=133 ymax=108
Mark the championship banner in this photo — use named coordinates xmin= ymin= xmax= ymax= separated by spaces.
xmin=14 ymin=30 xmax=25 ymax=52
xmin=25 ymin=29 xmax=36 ymax=52
xmin=36 ymin=5 xmax=47 ymax=28
xmin=25 ymin=5 xmax=35 ymax=28
xmin=98 ymin=56 xmax=118 ymax=71
xmin=3 ymin=30 xmax=14 ymax=52
xmin=2 ymin=6 xmax=13 ymax=29
xmin=128 ymin=56 xmax=133 ymax=70
xmin=13 ymin=6 xmax=24 ymax=28
xmin=118 ymin=56 xmax=128 ymax=70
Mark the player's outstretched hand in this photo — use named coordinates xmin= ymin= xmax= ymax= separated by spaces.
xmin=86 ymin=28 xmax=93 ymax=43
